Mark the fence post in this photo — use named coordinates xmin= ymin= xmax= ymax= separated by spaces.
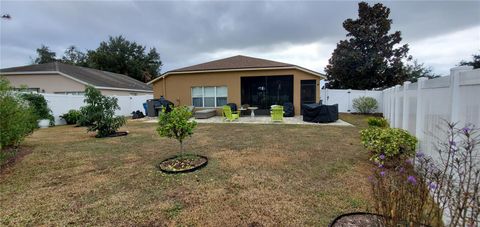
xmin=402 ymin=81 xmax=411 ymax=130
xmin=394 ymin=85 xmax=401 ymax=128
xmin=390 ymin=87 xmax=395 ymax=125
xmin=415 ymin=77 xmax=427 ymax=140
xmin=449 ymin=66 xmax=472 ymax=125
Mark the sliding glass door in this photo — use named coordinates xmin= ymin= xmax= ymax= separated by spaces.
xmin=241 ymin=75 xmax=293 ymax=115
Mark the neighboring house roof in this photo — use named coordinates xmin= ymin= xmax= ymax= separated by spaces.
xmin=148 ymin=55 xmax=324 ymax=84
xmin=0 ymin=62 xmax=153 ymax=92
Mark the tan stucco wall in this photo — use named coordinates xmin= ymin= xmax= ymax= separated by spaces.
xmin=4 ymin=74 xmax=86 ymax=93
xmin=152 ymin=69 xmax=321 ymax=115
xmin=3 ymin=73 xmax=152 ymax=96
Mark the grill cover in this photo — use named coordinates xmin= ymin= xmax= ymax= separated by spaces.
xmin=302 ymin=104 xmax=338 ymax=123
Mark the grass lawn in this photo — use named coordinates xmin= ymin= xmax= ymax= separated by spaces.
xmin=0 ymin=114 xmax=374 ymax=226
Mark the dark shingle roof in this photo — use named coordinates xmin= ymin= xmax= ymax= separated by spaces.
xmin=170 ymin=55 xmax=295 ymax=72
xmin=0 ymin=62 xmax=152 ymax=91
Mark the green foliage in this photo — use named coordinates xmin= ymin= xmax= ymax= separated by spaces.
xmin=404 ymin=59 xmax=441 ymax=83
xmin=0 ymin=77 xmax=37 ymax=150
xmin=367 ymin=117 xmax=389 ymax=128
xmin=79 ymin=86 xmax=126 ymax=137
xmin=360 ymin=127 xmax=417 ymax=164
xmin=61 ymin=45 xmax=87 ymax=66
xmin=33 ymin=45 xmax=56 ymax=64
xmin=86 ymin=36 xmax=162 ymax=82
xmin=157 ymin=106 xmax=197 ymax=153
xmin=325 ymin=2 xmax=410 ymax=89
xmin=352 ymin=96 xmax=378 ymax=114
xmin=20 ymin=92 xmax=54 ymax=125
xmin=459 ymin=51 xmax=480 ymax=69
xmin=60 ymin=109 xmax=82 ymax=125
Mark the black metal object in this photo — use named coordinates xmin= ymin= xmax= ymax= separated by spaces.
xmin=227 ymin=103 xmax=237 ymax=112
xmin=302 ymin=104 xmax=339 ymax=123
xmin=283 ymin=102 xmax=294 ymax=117
xmin=146 ymin=96 xmax=174 ymax=117
xmin=131 ymin=110 xmax=145 ymax=119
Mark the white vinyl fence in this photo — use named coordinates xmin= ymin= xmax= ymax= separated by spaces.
xmin=42 ymin=94 xmax=153 ymax=125
xmin=321 ymin=88 xmax=383 ymax=113
xmin=382 ymin=66 xmax=480 ymax=159
xmin=323 ymin=66 xmax=480 ymax=159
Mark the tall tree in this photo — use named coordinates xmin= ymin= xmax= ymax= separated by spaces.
xmin=34 ymin=45 xmax=56 ymax=64
xmin=86 ymin=36 xmax=162 ymax=82
xmin=61 ymin=45 xmax=87 ymax=66
xmin=325 ymin=2 xmax=410 ymax=90
xmin=459 ymin=51 xmax=480 ymax=69
xmin=404 ymin=60 xmax=440 ymax=83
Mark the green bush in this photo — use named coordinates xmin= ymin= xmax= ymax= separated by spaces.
xmin=367 ymin=117 xmax=389 ymax=128
xmin=352 ymin=96 xmax=378 ymax=114
xmin=60 ymin=109 xmax=82 ymax=125
xmin=157 ymin=106 xmax=197 ymax=153
xmin=20 ymin=92 xmax=54 ymax=126
xmin=0 ymin=77 xmax=37 ymax=151
xmin=360 ymin=127 xmax=417 ymax=164
xmin=79 ymin=86 xmax=126 ymax=137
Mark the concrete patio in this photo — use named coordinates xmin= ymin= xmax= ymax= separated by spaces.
xmin=144 ymin=115 xmax=352 ymax=126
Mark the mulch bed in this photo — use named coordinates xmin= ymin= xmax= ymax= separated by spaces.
xmin=329 ymin=212 xmax=385 ymax=227
xmin=158 ymin=154 xmax=208 ymax=174
xmin=95 ymin=131 xmax=129 ymax=138
xmin=0 ymin=146 xmax=33 ymax=176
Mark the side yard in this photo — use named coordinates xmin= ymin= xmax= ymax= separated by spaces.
xmin=0 ymin=114 xmax=373 ymax=226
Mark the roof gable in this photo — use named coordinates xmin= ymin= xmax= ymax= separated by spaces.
xmin=0 ymin=62 xmax=152 ymax=92
xmin=171 ymin=55 xmax=294 ymax=72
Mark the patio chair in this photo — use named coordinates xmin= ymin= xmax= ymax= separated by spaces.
xmin=270 ymin=105 xmax=284 ymax=122
xmin=222 ymin=105 xmax=239 ymax=122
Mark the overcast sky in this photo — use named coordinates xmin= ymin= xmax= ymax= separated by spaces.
xmin=1 ymin=0 xmax=479 ymax=76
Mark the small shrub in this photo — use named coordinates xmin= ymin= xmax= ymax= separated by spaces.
xmin=360 ymin=127 xmax=417 ymax=164
xmin=0 ymin=77 xmax=37 ymax=151
xmin=79 ymin=86 xmax=126 ymax=137
xmin=367 ymin=117 xmax=389 ymax=128
xmin=60 ymin=109 xmax=82 ymax=125
xmin=352 ymin=96 xmax=378 ymax=114
xmin=20 ymin=92 xmax=54 ymax=125
xmin=157 ymin=106 xmax=197 ymax=153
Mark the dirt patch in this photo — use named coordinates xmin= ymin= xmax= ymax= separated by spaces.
xmin=330 ymin=212 xmax=384 ymax=226
xmin=158 ymin=154 xmax=208 ymax=173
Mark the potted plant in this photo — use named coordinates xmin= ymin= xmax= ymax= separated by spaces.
xmin=156 ymin=106 xmax=206 ymax=173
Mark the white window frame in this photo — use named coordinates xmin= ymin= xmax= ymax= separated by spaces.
xmin=191 ymin=86 xmax=227 ymax=108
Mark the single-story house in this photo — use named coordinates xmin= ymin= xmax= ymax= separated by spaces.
xmin=0 ymin=62 xmax=153 ymax=96
xmin=148 ymin=55 xmax=325 ymax=115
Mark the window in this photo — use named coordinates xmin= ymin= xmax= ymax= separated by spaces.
xmin=191 ymin=86 xmax=228 ymax=107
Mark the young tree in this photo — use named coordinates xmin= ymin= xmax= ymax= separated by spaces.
xmin=157 ymin=106 xmax=197 ymax=153
xmin=61 ymin=45 xmax=87 ymax=66
xmin=325 ymin=2 xmax=410 ymax=90
xmin=459 ymin=51 xmax=480 ymax=69
xmin=33 ymin=45 xmax=57 ymax=64
xmin=79 ymin=86 xmax=126 ymax=137
xmin=404 ymin=59 xmax=440 ymax=83
xmin=86 ymin=36 xmax=162 ymax=82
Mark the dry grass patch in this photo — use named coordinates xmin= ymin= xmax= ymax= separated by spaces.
xmin=0 ymin=114 xmax=373 ymax=226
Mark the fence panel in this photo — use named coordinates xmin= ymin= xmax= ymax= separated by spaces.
xmin=320 ymin=89 xmax=383 ymax=113
xmin=42 ymin=94 xmax=153 ymax=125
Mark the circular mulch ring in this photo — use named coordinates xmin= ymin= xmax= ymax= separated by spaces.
xmin=329 ymin=212 xmax=385 ymax=227
xmin=157 ymin=154 xmax=208 ymax=174
xmin=95 ymin=131 xmax=129 ymax=138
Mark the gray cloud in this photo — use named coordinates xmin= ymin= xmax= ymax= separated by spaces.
xmin=1 ymin=1 xmax=479 ymax=75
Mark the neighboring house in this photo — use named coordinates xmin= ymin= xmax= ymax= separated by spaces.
xmin=0 ymin=62 xmax=153 ymax=96
xmin=148 ymin=55 xmax=325 ymax=115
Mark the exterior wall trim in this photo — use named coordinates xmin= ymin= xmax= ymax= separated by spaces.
xmin=147 ymin=66 xmax=325 ymax=85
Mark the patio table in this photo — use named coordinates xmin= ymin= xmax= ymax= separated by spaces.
xmin=247 ymin=107 xmax=258 ymax=118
